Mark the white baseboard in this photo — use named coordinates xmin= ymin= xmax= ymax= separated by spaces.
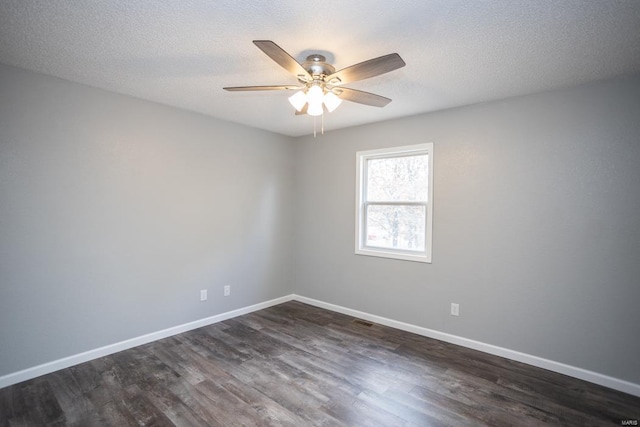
xmin=3 ymin=293 xmax=639 ymax=398
xmin=291 ymin=294 xmax=640 ymax=398
xmin=0 ymin=295 xmax=294 ymax=389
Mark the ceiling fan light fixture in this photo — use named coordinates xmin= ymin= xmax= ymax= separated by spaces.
xmin=288 ymin=90 xmax=306 ymax=111
xmin=225 ymin=41 xmax=406 ymax=129
xmin=323 ymin=91 xmax=342 ymax=113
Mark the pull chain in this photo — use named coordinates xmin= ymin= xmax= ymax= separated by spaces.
xmin=312 ymin=112 xmax=325 ymax=138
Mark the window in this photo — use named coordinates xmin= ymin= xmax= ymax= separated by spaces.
xmin=355 ymin=143 xmax=433 ymax=263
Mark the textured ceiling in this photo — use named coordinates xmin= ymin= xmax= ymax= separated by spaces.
xmin=1 ymin=0 xmax=640 ymax=137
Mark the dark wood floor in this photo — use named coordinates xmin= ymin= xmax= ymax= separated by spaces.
xmin=1 ymin=301 xmax=638 ymax=426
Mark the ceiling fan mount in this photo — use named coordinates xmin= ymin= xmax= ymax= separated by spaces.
xmin=300 ymin=54 xmax=336 ymax=82
xmin=224 ymin=41 xmax=406 ymax=117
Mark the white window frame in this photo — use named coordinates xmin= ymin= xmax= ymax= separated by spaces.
xmin=355 ymin=143 xmax=434 ymax=263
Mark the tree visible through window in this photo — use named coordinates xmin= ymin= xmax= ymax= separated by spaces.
xmin=356 ymin=143 xmax=433 ymax=263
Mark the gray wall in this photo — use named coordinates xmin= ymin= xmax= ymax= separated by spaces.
xmin=0 ymin=64 xmax=295 ymax=376
xmin=293 ymin=75 xmax=640 ymax=384
xmin=2 ymin=60 xmax=640 ymax=387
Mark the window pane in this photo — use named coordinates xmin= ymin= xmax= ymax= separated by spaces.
xmin=366 ymin=154 xmax=428 ymax=202
xmin=365 ymin=204 xmax=426 ymax=252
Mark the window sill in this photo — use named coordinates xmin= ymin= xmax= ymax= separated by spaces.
xmin=355 ymin=248 xmax=431 ymax=263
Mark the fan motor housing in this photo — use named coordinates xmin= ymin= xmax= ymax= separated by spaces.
xmin=302 ymin=54 xmax=335 ymax=80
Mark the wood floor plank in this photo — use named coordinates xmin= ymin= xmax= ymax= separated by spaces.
xmin=215 ymin=378 xmax=309 ymax=426
xmin=161 ymin=380 xmax=227 ymax=426
xmin=1 ymin=300 xmax=639 ymax=426
xmin=47 ymin=369 xmax=104 ymax=426
xmin=15 ymin=379 xmax=65 ymax=426
xmin=358 ymin=387 xmax=463 ymax=427
xmin=382 ymin=385 xmax=482 ymax=427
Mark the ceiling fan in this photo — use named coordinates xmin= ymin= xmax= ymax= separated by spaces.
xmin=223 ymin=40 xmax=406 ymax=117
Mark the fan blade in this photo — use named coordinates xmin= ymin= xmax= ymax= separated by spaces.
xmin=336 ymin=87 xmax=392 ymax=107
xmin=325 ymin=53 xmax=405 ymax=85
xmin=253 ymin=40 xmax=311 ymax=81
xmin=223 ymin=85 xmax=301 ymax=91
xmin=294 ymin=104 xmax=309 ymax=115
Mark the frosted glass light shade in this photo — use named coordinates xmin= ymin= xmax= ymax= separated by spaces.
xmin=307 ymin=102 xmax=323 ymax=116
xmin=306 ymin=85 xmax=324 ymax=116
xmin=323 ymin=91 xmax=342 ymax=112
xmin=306 ymin=85 xmax=323 ymax=105
xmin=288 ymin=91 xmax=306 ymax=111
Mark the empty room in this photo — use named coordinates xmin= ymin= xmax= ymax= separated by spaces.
xmin=1 ymin=1 xmax=639 ymax=425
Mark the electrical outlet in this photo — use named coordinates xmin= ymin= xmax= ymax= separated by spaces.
xmin=224 ymin=285 xmax=230 ymax=297
xmin=200 ymin=289 xmax=207 ymax=301
xmin=451 ymin=303 xmax=459 ymax=316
